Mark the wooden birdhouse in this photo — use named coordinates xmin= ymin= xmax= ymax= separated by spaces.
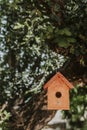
xmin=44 ymin=72 xmax=74 ymax=110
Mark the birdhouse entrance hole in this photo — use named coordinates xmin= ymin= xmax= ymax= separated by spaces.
xmin=55 ymin=92 xmax=62 ymax=98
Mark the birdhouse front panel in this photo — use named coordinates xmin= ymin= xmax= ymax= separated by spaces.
xmin=44 ymin=72 xmax=74 ymax=110
xmin=47 ymin=80 xmax=70 ymax=110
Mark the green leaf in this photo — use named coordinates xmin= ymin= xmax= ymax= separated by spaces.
xmin=63 ymin=28 xmax=72 ymax=36
xmin=58 ymin=39 xmax=70 ymax=48
xmin=56 ymin=28 xmax=72 ymax=36
xmin=67 ymin=38 xmax=76 ymax=43
xmin=14 ymin=23 xmax=24 ymax=29
xmin=47 ymin=26 xmax=53 ymax=33
xmin=54 ymin=37 xmax=71 ymax=48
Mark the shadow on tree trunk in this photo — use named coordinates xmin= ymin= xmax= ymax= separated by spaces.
xmin=8 ymin=91 xmax=55 ymax=130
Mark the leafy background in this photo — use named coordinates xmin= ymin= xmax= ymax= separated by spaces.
xmin=0 ymin=0 xmax=87 ymax=130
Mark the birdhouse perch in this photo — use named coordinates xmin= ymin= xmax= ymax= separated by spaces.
xmin=44 ymin=72 xmax=74 ymax=110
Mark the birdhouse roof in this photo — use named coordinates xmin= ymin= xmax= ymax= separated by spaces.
xmin=44 ymin=72 xmax=74 ymax=90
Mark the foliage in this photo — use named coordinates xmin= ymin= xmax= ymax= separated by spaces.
xmin=0 ymin=0 xmax=65 ymax=104
xmin=46 ymin=0 xmax=87 ymax=58
xmin=64 ymin=85 xmax=87 ymax=120
xmin=0 ymin=109 xmax=11 ymax=130
xmin=82 ymin=120 xmax=87 ymax=130
xmin=0 ymin=0 xmax=87 ymax=129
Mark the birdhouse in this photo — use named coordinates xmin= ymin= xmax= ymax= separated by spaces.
xmin=44 ymin=72 xmax=74 ymax=110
